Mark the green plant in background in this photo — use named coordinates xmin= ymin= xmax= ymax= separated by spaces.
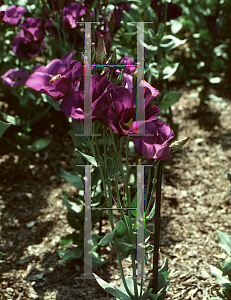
xmin=173 ymin=0 xmax=230 ymax=106
xmin=210 ymin=230 xmax=231 ymax=300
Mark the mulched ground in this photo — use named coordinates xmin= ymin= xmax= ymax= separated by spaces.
xmin=0 ymin=83 xmax=231 ymax=300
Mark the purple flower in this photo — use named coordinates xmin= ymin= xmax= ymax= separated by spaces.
xmin=63 ymin=2 xmax=86 ymax=29
xmin=12 ymin=29 xmax=43 ymax=60
xmin=105 ymin=80 xmax=160 ymax=137
xmin=60 ymin=70 xmax=114 ymax=121
xmin=2 ymin=5 xmax=27 ymax=25
xmin=25 ymin=51 xmax=83 ymax=101
xmin=1 ymin=68 xmax=29 ymax=87
xmin=133 ymin=120 xmax=175 ymax=160
xmin=20 ymin=17 xmax=45 ymax=42
xmin=115 ymin=56 xmax=136 ymax=76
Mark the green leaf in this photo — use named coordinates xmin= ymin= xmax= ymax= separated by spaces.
xmin=223 ymin=257 xmax=231 ymax=277
xmin=0 ymin=112 xmax=17 ymax=125
xmin=158 ymin=271 xmax=170 ymax=291
xmin=0 ymin=252 xmax=5 ymax=259
xmin=62 ymin=191 xmax=84 ymax=206
xmin=140 ymin=287 xmax=153 ymax=300
xmin=57 ymin=249 xmax=67 ymax=258
xmin=62 ymin=197 xmax=82 ymax=214
xmin=162 ymin=63 xmax=179 ymax=80
xmin=171 ymin=20 xmax=183 ymax=34
xmin=60 ymin=167 xmax=84 ymax=190
xmin=92 ymin=251 xmax=106 ymax=268
xmin=71 ymin=119 xmax=89 ymax=144
xmin=63 ymin=247 xmax=83 ymax=261
xmin=115 ymin=220 xmax=127 ymax=238
xmin=158 ymin=91 xmax=183 ymax=110
xmin=146 ymin=198 xmax=156 ymax=220
xmin=227 ymin=173 xmax=231 ymax=183
xmin=41 ymin=94 xmax=61 ymax=111
xmin=29 ymin=106 xmax=50 ymax=126
xmin=131 ymin=194 xmax=137 ymax=217
xmin=118 ymin=277 xmax=141 ymax=297
xmin=217 ymin=261 xmax=224 ymax=271
xmin=0 ymin=120 xmax=11 ymax=139
xmin=209 ymin=77 xmax=222 ymax=84
xmin=93 ymin=274 xmax=131 ymax=300
xmin=218 ymin=230 xmax=231 ymax=256
xmin=98 ymin=221 xmax=126 ymax=245
xmin=160 ymin=35 xmax=186 ymax=52
xmin=210 ymin=265 xmax=230 ymax=284
xmin=98 ymin=231 xmax=114 ymax=246
xmin=28 ymin=138 xmax=51 ymax=152
xmin=76 ymin=149 xmax=98 ymax=166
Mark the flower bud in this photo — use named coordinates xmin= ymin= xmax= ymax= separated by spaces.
xmin=170 ymin=137 xmax=190 ymax=153
xmin=96 ymin=35 xmax=107 ymax=64
xmin=108 ymin=13 xmax=115 ymax=35
xmin=110 ymin=47 xmax=117 ymax=65
xmin=91 ymin=42 xmax=96 ymax=65
xmin=116 ymin=68 xmax=124 ymax=86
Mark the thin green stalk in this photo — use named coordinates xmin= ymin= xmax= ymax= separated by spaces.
xmin=108 ymin=128 xmax=140 ymax=298
xmin=115 ymin=248 xmax=136 ymax=300
xmin=145 ymin=165 xmax=152 ymax=212
xmin=146 ymin=160 xmax=160 ymax=216
xmin=105 ymin=128 xmax=129 ymax=232
xmin=93 ymin=126 xmax=114 ymax=230
xmin=104 ymin=127 xmax=136 ymax=299
xmin=125 ymin=137 xmax=138 ymax=298
xmin=152 ymin=161 xmax=162 ymax=294
xmin=82 ymin=122 xmax=114 ymax=230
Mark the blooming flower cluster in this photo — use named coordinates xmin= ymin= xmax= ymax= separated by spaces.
xmin=12 ymin=17 xmax=45 ymax=59
xmin=25 ymin=51 xmax=174 ymax=160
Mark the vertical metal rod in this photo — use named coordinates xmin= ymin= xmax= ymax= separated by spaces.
xmin=152 ymin=161 xmax=162 ymax=294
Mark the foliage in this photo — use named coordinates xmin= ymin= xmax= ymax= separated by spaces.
xmin=210 ymin=230 xmax=231 ymax=300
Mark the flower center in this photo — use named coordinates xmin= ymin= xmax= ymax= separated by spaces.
xmin=49 ymin=74 xmax=61 ymax=83
xmin=123 ymin=118 xmax=133 ymax=129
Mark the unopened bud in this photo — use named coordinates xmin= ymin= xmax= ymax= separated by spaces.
xmin=81 ymin=52 xmax=84 ymax=65
xmin=108 ymin=13 xmax=115 ymax=35
xmin=91 ymin=43 xmax=96 ymax=64
xmin=116 ymin=68 xmax=124 ymax=86
xmin=110 ymin=47 xmax=117 ymax=65
xmin=170 ymin=137 xmax=190 ymax=153
xmin=133 ymin=70 xmax=137 ymax=86
xmin=96 ymin=35 xmax=107 ymax=64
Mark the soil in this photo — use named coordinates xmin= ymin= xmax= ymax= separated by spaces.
xmin=0 ymin=83 xmax=231 ymax=300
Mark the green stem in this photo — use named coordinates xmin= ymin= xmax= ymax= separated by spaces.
xmin=152 ymin=161 xmax=162 ymax=294
xmin=115 ymin=248 xmax=136 ymax=300
xmin=146 ymin=160 xmax=160 ymax=216
xmin=82 ymin=121 xmax=114 ymax=230
xmin=125 ymin=137 xmax=138 ymax=298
